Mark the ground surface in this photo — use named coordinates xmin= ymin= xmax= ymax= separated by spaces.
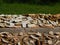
xmin=0 ymin=27 xmax=60 ymax=33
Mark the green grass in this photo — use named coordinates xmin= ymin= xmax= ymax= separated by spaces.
xmin=0 ymin=3 xmax=60 ymax=14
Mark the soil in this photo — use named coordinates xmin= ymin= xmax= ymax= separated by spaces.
xmin=0 ymin=27 xmax=60 ymax=33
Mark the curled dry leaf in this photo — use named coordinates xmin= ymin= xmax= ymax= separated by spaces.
xmin=49 ymin=31 xmax=54 ymax=35
xmin=30 ymin=35 xmax=39 ymax=40
xmin=48 ymin=40 xmax=53 ymax=45
xmin=1 ymin=38 xmax=9 ymax=43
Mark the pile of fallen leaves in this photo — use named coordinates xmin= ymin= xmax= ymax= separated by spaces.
xmin=0 ymin=31 xmax=60 ymax=45
xmin=0 ymin=14 xmax=60 ymax=28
